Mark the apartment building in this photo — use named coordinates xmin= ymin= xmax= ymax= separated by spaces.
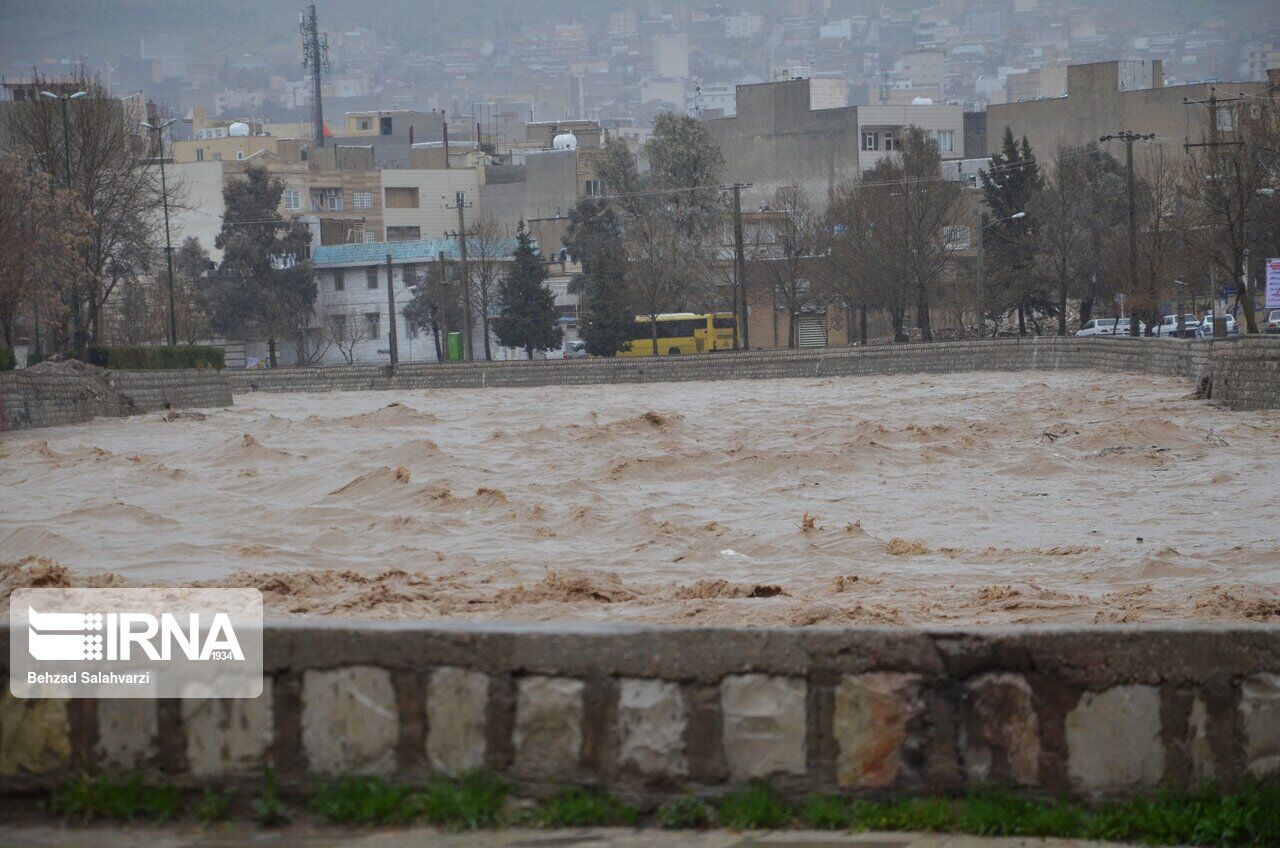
xmin=987 ymin=60 xmax=1273 ymax=165
xmin=705 ymin=77 xmax=965 ymax=206
xmin=380 ymin=168 xmax=482 ymax=243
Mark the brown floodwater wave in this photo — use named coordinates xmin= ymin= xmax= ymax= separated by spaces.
xmin=2 ymin=372 xmax=1278 ymax=625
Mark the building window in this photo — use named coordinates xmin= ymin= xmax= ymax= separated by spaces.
xmin=328 ymin=313 xmax=346 ymax=337
xmin=584 ymin=179 xmax=603 ymax=197
xmin=1216 ymin=104 xmax=1236 ymax=132
xmin=334 ymin=269 xmax=345 ymax=291
xmin=387 ymin=226 xmax=421 ymax=242
xmin=943 ymin=225 xmax=971 ymax=251
xmin=861 ymin=131 xmax=879 ymax=151
xmin=401 ymin=263 xmax=416 ymax=283
xmin=352 ymin=191 xmax=373 ymax=210
xmin=365 ymin=312 xmax=380 ymax=339
xmin=364 ymin=230 xmax=376 ymax=243
xmin=310 ymin=188 xmax=344 ymax=212
xmin=235 ymin=149 xmax=244 ymax=160
xmin=366 ymin=267 xmax=379 ymax=289
xmin=195 ymin=148 xmax=204 ymax=162
xmin=883 ymin=131 xmax=898 ymax=151
xmin=359 ymin=119 xmax=370 ymax=131
xmin=384 ymin=187 xmax=420 ymax=209
xmin=284 ymin=189 xmax=302 ymax=211
xmin=937 ymin=129 xmax=955 ymax=153
xmin=380 ymin=116 xmax=393 ymax=135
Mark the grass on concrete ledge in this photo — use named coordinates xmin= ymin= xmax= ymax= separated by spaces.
xmin=533 ymin=787 xmax=640 ymax=827
xmin=40 ymin=774 xmax=1280 ymax=846
xmin=716 ymin=782 xmax=792 ymax=829
xmin=407 ymin=772 xmax=508 ymax=830
xmin=47 ymin=774 xmax=182 ymax=823
xmin=797 ymin=787 xmax=1280 ymax=847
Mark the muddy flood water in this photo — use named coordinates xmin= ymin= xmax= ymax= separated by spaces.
xmin=2 ymin=371 xmax=1278 ymax=626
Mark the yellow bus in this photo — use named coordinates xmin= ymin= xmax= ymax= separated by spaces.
xmin=619 ymin=312 xmax=737 ymax=356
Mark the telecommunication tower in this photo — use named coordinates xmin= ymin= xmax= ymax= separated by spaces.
xmin=300 ymin=4 xmax=330 ymax=148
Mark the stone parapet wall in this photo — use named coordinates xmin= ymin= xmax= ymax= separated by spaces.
xmin=3 ymin=623 xmax=1278 ymax=799
xmin=0 ymin=367 xmax=232 ymax=432
xmin=225 ymin=337 xmax=1280 ymax=411
xmin=1209 ymin=338 xmax=1280 ymax=411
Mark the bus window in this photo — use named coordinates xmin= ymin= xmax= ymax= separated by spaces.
xmin=713 ymin=316 xmax=735 ymax=329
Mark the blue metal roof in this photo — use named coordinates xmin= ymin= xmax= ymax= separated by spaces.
xmin=312 ymin=239 xmax=460 ymax=266
xmin=312 ymin=237 xmax=528 ymax=267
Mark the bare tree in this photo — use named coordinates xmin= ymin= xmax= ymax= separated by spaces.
xmin=843 ymin=128 xmax=961 ymax=342
xmin=324 ymin=308 xmax=369 ymax=365
xmin=466 ymin=213 xmax=510 ymax=360
xmin=825 ymin=175 xmax=895 ymax=345
xmin=1181 ymin=97 xmax=1280 ymax=333
xmin=0 ymin=155 xmax=90 ymax=355
xmin=1028 ymin=146 xmax=1094 ymax=335
xmin=625 ymin=204 xmax=690 ymax=355
xmin=3 ymin=74 xmax=170 ymax=349
xmin=758 ymin=185 xmax=821 ymax=348
xmin=1131 ymin=147 xmax=1183 ymax=333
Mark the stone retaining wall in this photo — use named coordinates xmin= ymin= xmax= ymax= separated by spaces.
xmin=0 ymin=367 xmax=232 ymax=432
xmin=3 ymin=623 xmax=1277 ymax=799
xmin=224 ymin=337 xmax=1280 ymax=411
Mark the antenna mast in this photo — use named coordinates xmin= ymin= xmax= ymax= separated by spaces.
xmin=300 ymin=4 xmax=329 ymax=148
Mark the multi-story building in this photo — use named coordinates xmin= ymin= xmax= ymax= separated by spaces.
xmin=857 ymin=103 xmax=964 ymax=172
xmin=705 ymin=78 xmax=965 ymax=206
xmin=986 ymin=60 xmax=1274 ymax=165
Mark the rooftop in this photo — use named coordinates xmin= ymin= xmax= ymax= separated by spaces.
xmin=312 ymin=237 xmax=524 ymax=266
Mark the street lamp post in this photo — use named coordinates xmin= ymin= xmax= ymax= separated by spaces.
xmin=976 ymin=211 xmax=1026 ymax=338
xmin=41 ymin=89 xmax=86 ymax=355
xmin=141 ymin=118 xmax=178 ymax=346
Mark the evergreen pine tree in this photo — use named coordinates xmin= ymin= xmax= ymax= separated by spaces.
xmin=493 ymin=222 xmax=563 ymax=359
xmin=564 ymin=198 xmax=632 ymax=356
xmin=980 ymin=129 xmax=1046 ymax=335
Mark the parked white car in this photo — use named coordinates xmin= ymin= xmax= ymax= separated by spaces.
xmin=1076 ymin=318 xmax=1144 ymax=337
xmin=1153 ymin=314 xmax=1200 ymax=338
xmin=1200 ymin=314 xmax=1240 ymax=337
xmin=1266 ymin=310 xmax=1280 ymax=334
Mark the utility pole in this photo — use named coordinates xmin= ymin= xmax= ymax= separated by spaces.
xmin=142 ymin=118 xmax=178 ymax=345
xmin=385 ymin=253 xmax=399 ymax=367
xmin=445 ymin=191 xmax=475 ymax=361
xmin=976 ymin=212 xmax=986 ymax=338
xmin=1183 ymin=87 xmax=1257 ymax=333
xmin=1100 ymin=130 xmax=1155 ymax=337
xmin=41 ymin=89 xmax=86 ymax=355
xmin=731 ymin=182 xmax=752 ymax=351
xmin=300 ymin=4 xmax=329 ymax=148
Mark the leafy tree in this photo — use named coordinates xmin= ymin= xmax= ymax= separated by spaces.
xmin=980 ymin=128 xmax=1045 ymax=335
xmin=202 ymin=165 xmax=314 ymax=367
xmin=564 ymin=198 xmax=632 ymax=356
xmin=493 ymin=223 xmax=562 ymax=359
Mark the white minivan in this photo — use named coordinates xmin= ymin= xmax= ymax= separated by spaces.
xmin=1154 ymin=314 xmax=1200 ymax=338
xmin=1077 ymin=318 xmax=1136 ymax=337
